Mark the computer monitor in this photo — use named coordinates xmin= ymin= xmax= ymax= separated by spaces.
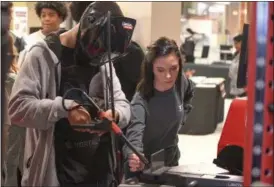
xmin=29 ymin=27 xmax=41 ymax=34
xmin=237 ymin=24 xmax=249 ymax=88
xmin=220 ymin=45 xmax=233 ymax=61
xmin=201 ymin=45 xmax=210 ymax=58
xmin=220 ymin=45 xmax=233 ymax=50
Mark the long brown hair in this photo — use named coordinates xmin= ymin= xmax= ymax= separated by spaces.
xmin=136 ymin=37 xmax=184 ymax=101
xmin=7 ymin=33 xmax=19 ymax=73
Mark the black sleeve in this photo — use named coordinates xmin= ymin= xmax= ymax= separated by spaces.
xmin=119 ymin=41 xmax=144 ymax=84
xmin=184 ymin=79 xmax=195 ymax=105
xmin=123 ymin=93 xmax=146 ymax=157
xmin=114 ymin=41 xmax=144 ymax=101
xmin=182 ymin=76 xmax=195 ymax=125
xmin=181 ymin=73 xmax=195 ymax=113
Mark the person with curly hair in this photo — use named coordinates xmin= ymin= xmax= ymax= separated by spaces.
xmin=8 ymin=2 xmax=133 ymax=186
xmin=24 ymin=2 xmax=68 ymax=47
xmin=18 ymin=2 xmax=68 ymax=68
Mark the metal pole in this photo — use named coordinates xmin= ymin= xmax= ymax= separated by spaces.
xmin=244 ymin=2 xmax=273 ymax=186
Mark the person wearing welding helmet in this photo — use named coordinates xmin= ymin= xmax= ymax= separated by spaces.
xmin=8 ymin=2 xmax=134 ymax=186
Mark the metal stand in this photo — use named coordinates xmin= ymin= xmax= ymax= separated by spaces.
xmin=244 ymin=2 xmax=273 ymax=186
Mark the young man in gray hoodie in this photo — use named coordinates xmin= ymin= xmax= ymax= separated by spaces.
xmin=8 ymin=2 xmax=133 ymax=186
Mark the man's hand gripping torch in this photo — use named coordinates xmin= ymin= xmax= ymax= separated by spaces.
xmin=84 ymin=92 xmax=149 ymax=166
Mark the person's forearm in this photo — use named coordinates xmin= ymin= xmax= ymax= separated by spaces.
xmin=9 ymin=95 xmax=74 ymax=130
xmin=124 ymin=102 xmax=146 ymax=156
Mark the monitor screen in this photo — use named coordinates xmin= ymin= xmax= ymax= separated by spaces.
xmin=201 ymin=45 xmax=210 ymax=58
xmin=220 ymin=45 xmax=233 ymax=50
xmin=29 ymin=27 xmax=41 ymax=34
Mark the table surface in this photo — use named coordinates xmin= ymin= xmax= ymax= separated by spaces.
xmin=119 ymin=164 xmax=232 ymax=187
xmin=167 ymin=163 xmax=229 ymax=175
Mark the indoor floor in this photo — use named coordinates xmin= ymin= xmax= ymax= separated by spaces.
xmin=178 ymin=99 xmax=233 ymax=165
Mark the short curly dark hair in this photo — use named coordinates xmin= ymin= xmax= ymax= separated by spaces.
xmin=69 ymin=2 xmax=94 ymax=23
xmin=35 ymin=2 xmax=68 ymax=21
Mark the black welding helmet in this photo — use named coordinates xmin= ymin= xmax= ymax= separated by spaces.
xmin=75 ymin=2 xmax=136 ymax=66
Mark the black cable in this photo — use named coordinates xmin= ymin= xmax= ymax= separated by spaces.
xmin=62 ymin=87 xmax=94 ymax=111
xmin=99 ymin=52 xmax=128 ymax=65
xmin=107 ymin=11 xmax=116 ymax=119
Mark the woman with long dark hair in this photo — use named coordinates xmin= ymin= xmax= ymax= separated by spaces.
xmin=123 ymin=37 xmax=194 ymax=181
xmin=229 ymin=34 xmax=246 ymax=97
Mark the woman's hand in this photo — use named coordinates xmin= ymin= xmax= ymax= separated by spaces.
xmin=128 ymin=153 xmax=145 ymax=172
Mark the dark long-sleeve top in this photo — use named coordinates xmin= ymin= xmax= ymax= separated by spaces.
xmin=124 ymin=75 xmax=194 ymax=158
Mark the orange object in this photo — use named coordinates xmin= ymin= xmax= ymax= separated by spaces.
xmin=217 ymin=99 xmax=247 ymax=155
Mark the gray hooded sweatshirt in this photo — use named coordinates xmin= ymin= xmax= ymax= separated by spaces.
xmin=8 ymin=40 xmax=131 ymax=187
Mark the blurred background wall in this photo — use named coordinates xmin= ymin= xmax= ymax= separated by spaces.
xmin=11 ymin=2 xmax=250 ymax=51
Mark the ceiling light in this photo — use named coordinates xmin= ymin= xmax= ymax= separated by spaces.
xmin=215 ymin=2 xmax=231 ymax=5
xmin=209 ymin=5 xmax=225 ymax=13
